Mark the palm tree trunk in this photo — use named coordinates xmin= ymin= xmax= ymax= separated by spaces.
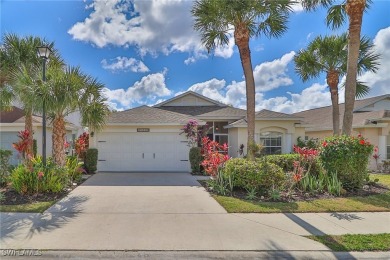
xmin=24 ymin=109 xmax=33 ymax=157
xmin=235 ymin=23 xmax=256 ymax=160
xmin=52 ymin=115 xmax=66 ymax=166
xmin=342 ymin=0 xmax=366 ymax=135
xmin=327 ymin=70 xmax=340 ymax=136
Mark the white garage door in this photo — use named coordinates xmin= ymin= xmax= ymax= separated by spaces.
xmin=97 ymin=132 xmax=191 ymax=172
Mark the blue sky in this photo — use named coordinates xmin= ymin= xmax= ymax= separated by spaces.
xmin=1 ymin=0 xmax=389 ymax=112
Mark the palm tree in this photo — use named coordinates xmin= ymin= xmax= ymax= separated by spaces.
xmin=301 ymin=0 xmax=370 ymax=135
xmin=294 ymin=34 xmax=379 ymax=135
xmin=40 ymin=64 xmax=108 ymax=166
xmin=0 ymin=33 xmax=56 ymax=155
xmin=192 ymin=0 xmax=293 ymax=159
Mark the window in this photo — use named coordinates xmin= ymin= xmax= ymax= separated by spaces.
xmin=205 ymin=121 xmax=229 ymax=148
xmin=258 ymin=132 xmax=282 ymax=155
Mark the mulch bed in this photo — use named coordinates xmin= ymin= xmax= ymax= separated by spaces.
xmin=199 ymin=180 xmax=389 ymax=203
xmin=0 ymin=174 xmax=92 ymax=206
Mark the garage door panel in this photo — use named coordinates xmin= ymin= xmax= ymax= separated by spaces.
xmin=97 ymin=132 xmax=190 ymax=172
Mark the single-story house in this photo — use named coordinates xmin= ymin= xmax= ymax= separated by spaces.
xmin=90 ymin=91 xmax=306 ymax=172
xmin=294 ymin=94 xmax=390 ymax=169
xmin=0 ymin=106 xmax=78 ymax=165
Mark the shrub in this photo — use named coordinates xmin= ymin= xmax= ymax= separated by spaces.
xmin=319 ymin=135 xmax=374 ymax=190
xmin=33 ymin=139 xmax=37 ymax=157
xmin=85 ymin=148 xmax=98 ymax=173
xmin=12 ymin=129 xmax=33 ymax=161
xmin=189 ymin=147 xmax=202 ymax=174
xmin=265 ymin=153 xmax=322 ymax=176
xmin=66 ymin=156 xmax=85 ymax=183
xmin=10 ymin=157 xmax=68 ymax=194
xmin=265 ymin=154 xmax=299 ymax=172
xmin=201 ymin=137 xmax=229 ymax=177
xmin=297 ymin=136 xmax=318 ymax=149
xmin=75 ymin=132 xmax=89 ymax=160
xmin=0 ymin=149 xmax=13 ymax=186
xmin=222 ymin=158 xmax=285 ymax=193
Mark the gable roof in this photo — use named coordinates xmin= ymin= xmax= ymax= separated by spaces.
xmin=353 ymin=94 xmax=390 ymax=112
xmin=0 ymin=106 xmax=25 ymax=123
xmin=226 ymin=109 xmax=302 ymax=128
xmin=154 ymin=91 xmax=226 ymax=107
xmin=157 ymin=105 xmax=247 ymax=119
xmin=107 ymin=105 xmax=201 ymax=125
xmin=293 ymin=94 xmax=390 ymax=130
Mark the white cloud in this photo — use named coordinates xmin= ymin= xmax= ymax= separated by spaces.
xmin=185 ymin=51 xmax=296 ymax=108
xmin=188 ymin=78 xmax=227 ymax=103
xmin=214 ymin=34 xmax=235 ymax=58
xmin=253 ymin=51 xmax=295 ymax=91
xmin=68 ymin=0 xmax=236 ymax=63
xmin=358 ymin=26 xmax=390 ymax=97
xmin=101 ymin=57 xmax=149 ymax=73
xmin=102 ymin=70 xmax=171 ymax=109
xmin=256 ymin=83 xmax=334 ymax=113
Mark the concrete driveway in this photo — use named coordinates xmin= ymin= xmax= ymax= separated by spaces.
xmin=3 ymin=171 xmax=387 ymax=254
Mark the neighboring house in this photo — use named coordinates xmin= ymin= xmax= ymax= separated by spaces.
xmin=0 ymin=106 xmax=78 ymax=165
xmin=91 ymin=91 xmax=305 ymax=172
xmin=294 ymin=94 xmax=390 ymax=169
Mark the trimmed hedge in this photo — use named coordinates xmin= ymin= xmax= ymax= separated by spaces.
xmin=85 ymin=148 xmax=98 ymax=173
xmin=189 ymin=147 xmax=202 ymax=174
xmin=222 ymin=158 xmax=286 ymax=193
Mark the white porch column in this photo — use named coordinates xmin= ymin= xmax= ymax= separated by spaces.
xmin=378 ymin=135 xmax=387 ymax=160
xmin=284 ymin=133 xmax=292 ymax=154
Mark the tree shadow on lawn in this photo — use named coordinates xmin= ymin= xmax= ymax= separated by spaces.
xmin=0 ymin=195 xmax=89 ymax=241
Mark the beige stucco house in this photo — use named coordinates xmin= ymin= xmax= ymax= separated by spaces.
xmin=91 ymin=91 xmax=305 ymax=172
xmin=294 ymin=94 xmax=390 ymax=169
xmin=0 ymin=106 xmax=78 ymax=165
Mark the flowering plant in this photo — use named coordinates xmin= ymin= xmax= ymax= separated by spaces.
xmin=75 ymin=132 xmax=89 ymax=160
xmin=12 ymin=130 xmax=32 ymax=161
xmin=181 ymin=120 xmax=210 ymax=147
xmin=201 ymin=137 xmax=229 ymax=177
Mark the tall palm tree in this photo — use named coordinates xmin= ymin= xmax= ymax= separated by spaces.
xmin=1 ymin=34 xmax=56 ymax=155
xmin=294 ymin=34 xmax=379 ymax=135
xmin=301 ymin=0 xmax=371 ymax=135
xmin=192 ymin=0 xmax=293 ymax=159
xmin=40 ymin=64 xmax=108 ymax=166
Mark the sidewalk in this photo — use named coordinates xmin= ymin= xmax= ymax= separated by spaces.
xmin=1 ymin=211 xmax=389 ymax=251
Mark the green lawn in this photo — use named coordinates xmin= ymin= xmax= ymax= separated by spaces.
xmin=213 ymin=174 xmax=390 ymax=213
xmin=307 ymin=233 xmax=390 ymax=251
xmin=0 ymin=201 xmax=56 ymax=213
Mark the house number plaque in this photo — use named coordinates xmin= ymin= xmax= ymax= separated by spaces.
xmin=137 ymin=128 xmax=150 ymax=132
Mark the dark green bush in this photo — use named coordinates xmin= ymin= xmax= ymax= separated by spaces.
xmin=0 ymin=149 xmax=13 ymax=186
xmin=264 ymin=154 xmax=322 ymax=176
xmin=319 ymin=135 xmax=373 ymax=190
xmin=189 ymin=147 xmax=202 ymax=173
xmin=264 ymin=154 xmax=299 ymax=172
xmin=85 ymin=148 xmax=98 ymax=173
xmin=33 ymin=139 xmax=37 ymax=157
xmin=222 ymin=158 xmax=286 ymax=193
xmin=10 ymin=157 xmax=68 ymax=194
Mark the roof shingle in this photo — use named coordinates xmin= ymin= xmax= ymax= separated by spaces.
xmin=107 ymin=105 xmax=198 ymax=124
